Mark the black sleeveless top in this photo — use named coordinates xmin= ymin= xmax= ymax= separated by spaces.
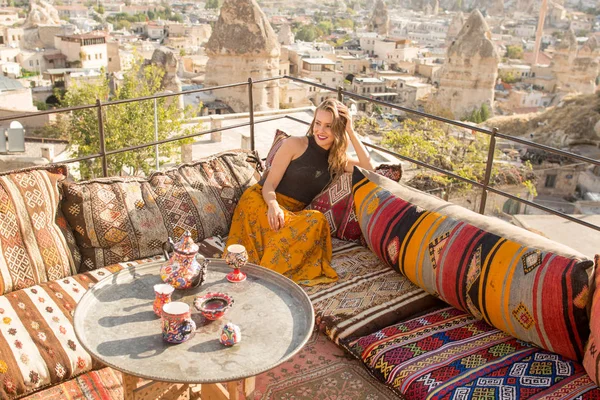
xmin=260 ymin=135 xmax=331 ymax=204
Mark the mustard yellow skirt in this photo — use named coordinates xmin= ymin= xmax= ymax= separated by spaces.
xmin=225 ymin=184 xmax=337 ymax=286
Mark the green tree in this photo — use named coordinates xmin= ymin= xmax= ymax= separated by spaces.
xmin=506 ymin=45 xmax=524 ymax=59
xmin=205 ymin=0 xmax=219 ymax=9
xmin=295 ymin=25 xmax=318 ymax=42
xmin=55 ymin=62 xmax=196 ymax=179
xmin=317 ymin=21 xmax=333 ymax=36
xmin=499 ymin=70 xmax=518 ymax=83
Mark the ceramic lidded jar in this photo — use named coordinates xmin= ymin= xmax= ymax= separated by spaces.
xmin=160 ymin=231 xmax=209 ymax=290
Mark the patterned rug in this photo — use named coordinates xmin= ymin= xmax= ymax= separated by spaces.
xmin=24 ymin=331 xmax=401 ymax=400
xmin=249 ymin=330 xmax=401 ymax=400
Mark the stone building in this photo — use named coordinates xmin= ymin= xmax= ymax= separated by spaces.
xmin=368 ymin=0 xmax=390 ymax=36
xmin=204 ymin=0 xmax=280 ymax=112
xmin=436 ymin=9 xmax=499 ymax=119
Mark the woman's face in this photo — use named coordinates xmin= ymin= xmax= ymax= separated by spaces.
xmin=312 ymin=109 xmax=335 ymax=150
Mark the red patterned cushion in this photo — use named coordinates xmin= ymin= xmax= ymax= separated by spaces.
xmin=583 ymin=255 xmax=600 ymax=384
xmin=347 ymin=307 xmax=600 ymax=399
xmin=307 ymin=166 xmax=403 ymax=242
xmin=0 ymin=165 xmax=80 ymax=294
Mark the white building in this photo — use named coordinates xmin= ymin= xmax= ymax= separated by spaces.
xmin=515 ymin=24 xmax=536 ymax=38
xmin=55 ymin=33 xmax=108 ymax=69
xmin=299 ymin=58 xmax=340 ymax=87
xmin=373 ymin=38 xmax=419 ymax=63
xmin=0 ymin=61 xmax=19 ymax=78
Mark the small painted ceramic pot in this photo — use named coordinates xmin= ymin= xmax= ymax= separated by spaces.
xmin=220 ymin=322 xmax=241 ymax=347
xmin=224 ymin=244 xmax=248 ymax=283
xmin=194 ymin=292 xmax=234 ymax=320
xmin=161 ymin=302 xmax=196 ymax=344
xmin=153 ymin=284 xmax=174 ymax=317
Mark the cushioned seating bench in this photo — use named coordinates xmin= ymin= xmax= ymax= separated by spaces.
xmin=0 ymin=149 xmax=598 ymax=399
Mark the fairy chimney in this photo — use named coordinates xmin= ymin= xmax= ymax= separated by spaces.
xmin=204 ymin=0 xmax=280 ymax=112
xmin=445 ymin=13 xmax=464 ymax=45
xmin=488 ymin=0 xmax=504 ymax=16
xmin=278 ymin=23 xmax=294 ymax=46
xmin=368 ymin=0 xmax=390 ymax=36
xmin=553 ymin=34 xmax=599 ymax=94
xmin=550 ymin=29 xmax=578 ymax=93
xmin=436 ymin=9 xmax=500 ymax=118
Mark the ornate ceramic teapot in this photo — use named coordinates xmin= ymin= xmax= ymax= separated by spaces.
xmin=161 ymin=231 xmax=209 ymax=290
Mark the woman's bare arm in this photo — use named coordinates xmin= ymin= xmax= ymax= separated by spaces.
xmin=344 ymin=115 xmax=374 ymax=172
xmin=262 ymin=137 xmax=305 ymax=230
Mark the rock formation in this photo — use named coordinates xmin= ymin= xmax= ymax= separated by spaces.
xmin=368 ymin=0 xmax=390 ymax=36
xmin=436 ymin=9 xmax=500 ymax=118
xmin=278 ymin=24 xmax=294 ymax=46
xmin=22 ymin=1 xmax=63 ymax=50
xmin=204 ymin=0 xmax=280 ymax=112
xmin=446 ymin=13 xmax=464 ymax=45
xmin=552 ymin=34 xmax=599 ymax=95
xmin=145 ymin=47 xmax=184 ymax=110
xmin=488 ymin=0 xmax=504 ymax=16
xmin=23 ymin=1 xmax=61 ymax=28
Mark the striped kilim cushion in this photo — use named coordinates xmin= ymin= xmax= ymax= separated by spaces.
xmin=0 ymin=165 xmax=80 ymax=295
xmin=61 ymin=150 xmax=260 ymax=270
xmin=583 ymin=255 xmax=600 ymax=384
xmin=352 ymin=167 xmax=594 ymax=361
xmin=0 ymin=256 xmax=161 ymax=399
xmin=347 ymin=307 xmax=600 ymax=400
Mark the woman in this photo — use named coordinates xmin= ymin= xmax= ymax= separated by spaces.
xmin=225 ymin=99 xmax=374 ymax=286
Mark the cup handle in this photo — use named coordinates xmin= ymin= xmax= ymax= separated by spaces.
xmin=182 ymin=319 xmax=196 ymax=336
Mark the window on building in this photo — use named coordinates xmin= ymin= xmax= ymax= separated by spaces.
xmin=29 ymin=60 xmax=33 ymax=67
xmin=545 ymin=174 xmax=557 ymax=188
xmin=288 ymin=97 xmax=292 ymax=103
xmin=36 ymin=60 xmax=39 ymax=66
xmin=109 ymin=57 xmax=112 ymax=62
xmin=88 ymin=55 xmax=91 ymax=60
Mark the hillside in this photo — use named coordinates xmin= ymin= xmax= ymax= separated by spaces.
xmin=484 ymin=93 xmax=600 ymax=148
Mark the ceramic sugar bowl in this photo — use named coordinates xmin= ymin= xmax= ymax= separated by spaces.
xmin=161 ymin=231 xmax=209 ymax=290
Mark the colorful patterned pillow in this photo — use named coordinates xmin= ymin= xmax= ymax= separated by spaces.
xmin=264 ymin=129 xmax=290 ymax=170
xmin=352 ymin=167 xmax=594 ymax=361
xmin=346 ymin=307 xmax=600 ymax=399
xmin=0 ymin=165 xmax=80 ymax=294
xmin=308 ymin=165 xmax=403 ymax=242
xmin=583 ymin=255 xmax=600 ymax=383
xmin=61 ymin=150 xmax=261 ymax=270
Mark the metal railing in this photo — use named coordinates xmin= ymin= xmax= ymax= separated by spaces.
xmin=2 ymin=75 xmax=599 ymax=232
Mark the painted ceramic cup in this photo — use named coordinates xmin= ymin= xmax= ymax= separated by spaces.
xmin=161 ymin=302 xmax=196 ymax=344
xmin=224 ymin=244 xmax=248 ymax=283
xmin=220 ymin=322 xmax=242 ymax=347
xmin=153 ymin=283 xmax=174 ymax=317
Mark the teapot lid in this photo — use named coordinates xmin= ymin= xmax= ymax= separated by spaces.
xmin=174 ymin=231 xmax=199 ymax=255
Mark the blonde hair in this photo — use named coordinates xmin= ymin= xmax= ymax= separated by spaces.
xmin=307 ymin=98 xmax=349 ymax=179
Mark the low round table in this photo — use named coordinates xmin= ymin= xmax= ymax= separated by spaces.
xmin=74 ymin=259 xmax=315 ymax=400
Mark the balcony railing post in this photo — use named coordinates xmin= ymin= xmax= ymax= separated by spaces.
xmin=479 ymin=127 xmax=497 ymax=215
xmin=337 ymin=86 xmax=343 ymax=102
xmin=154 ymin=98 xmax=159 ymax=171
xmin=248 ymin=78 xmax=255 ymax=151
xmin=96 ymin=99 xmax=108 ymax=177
